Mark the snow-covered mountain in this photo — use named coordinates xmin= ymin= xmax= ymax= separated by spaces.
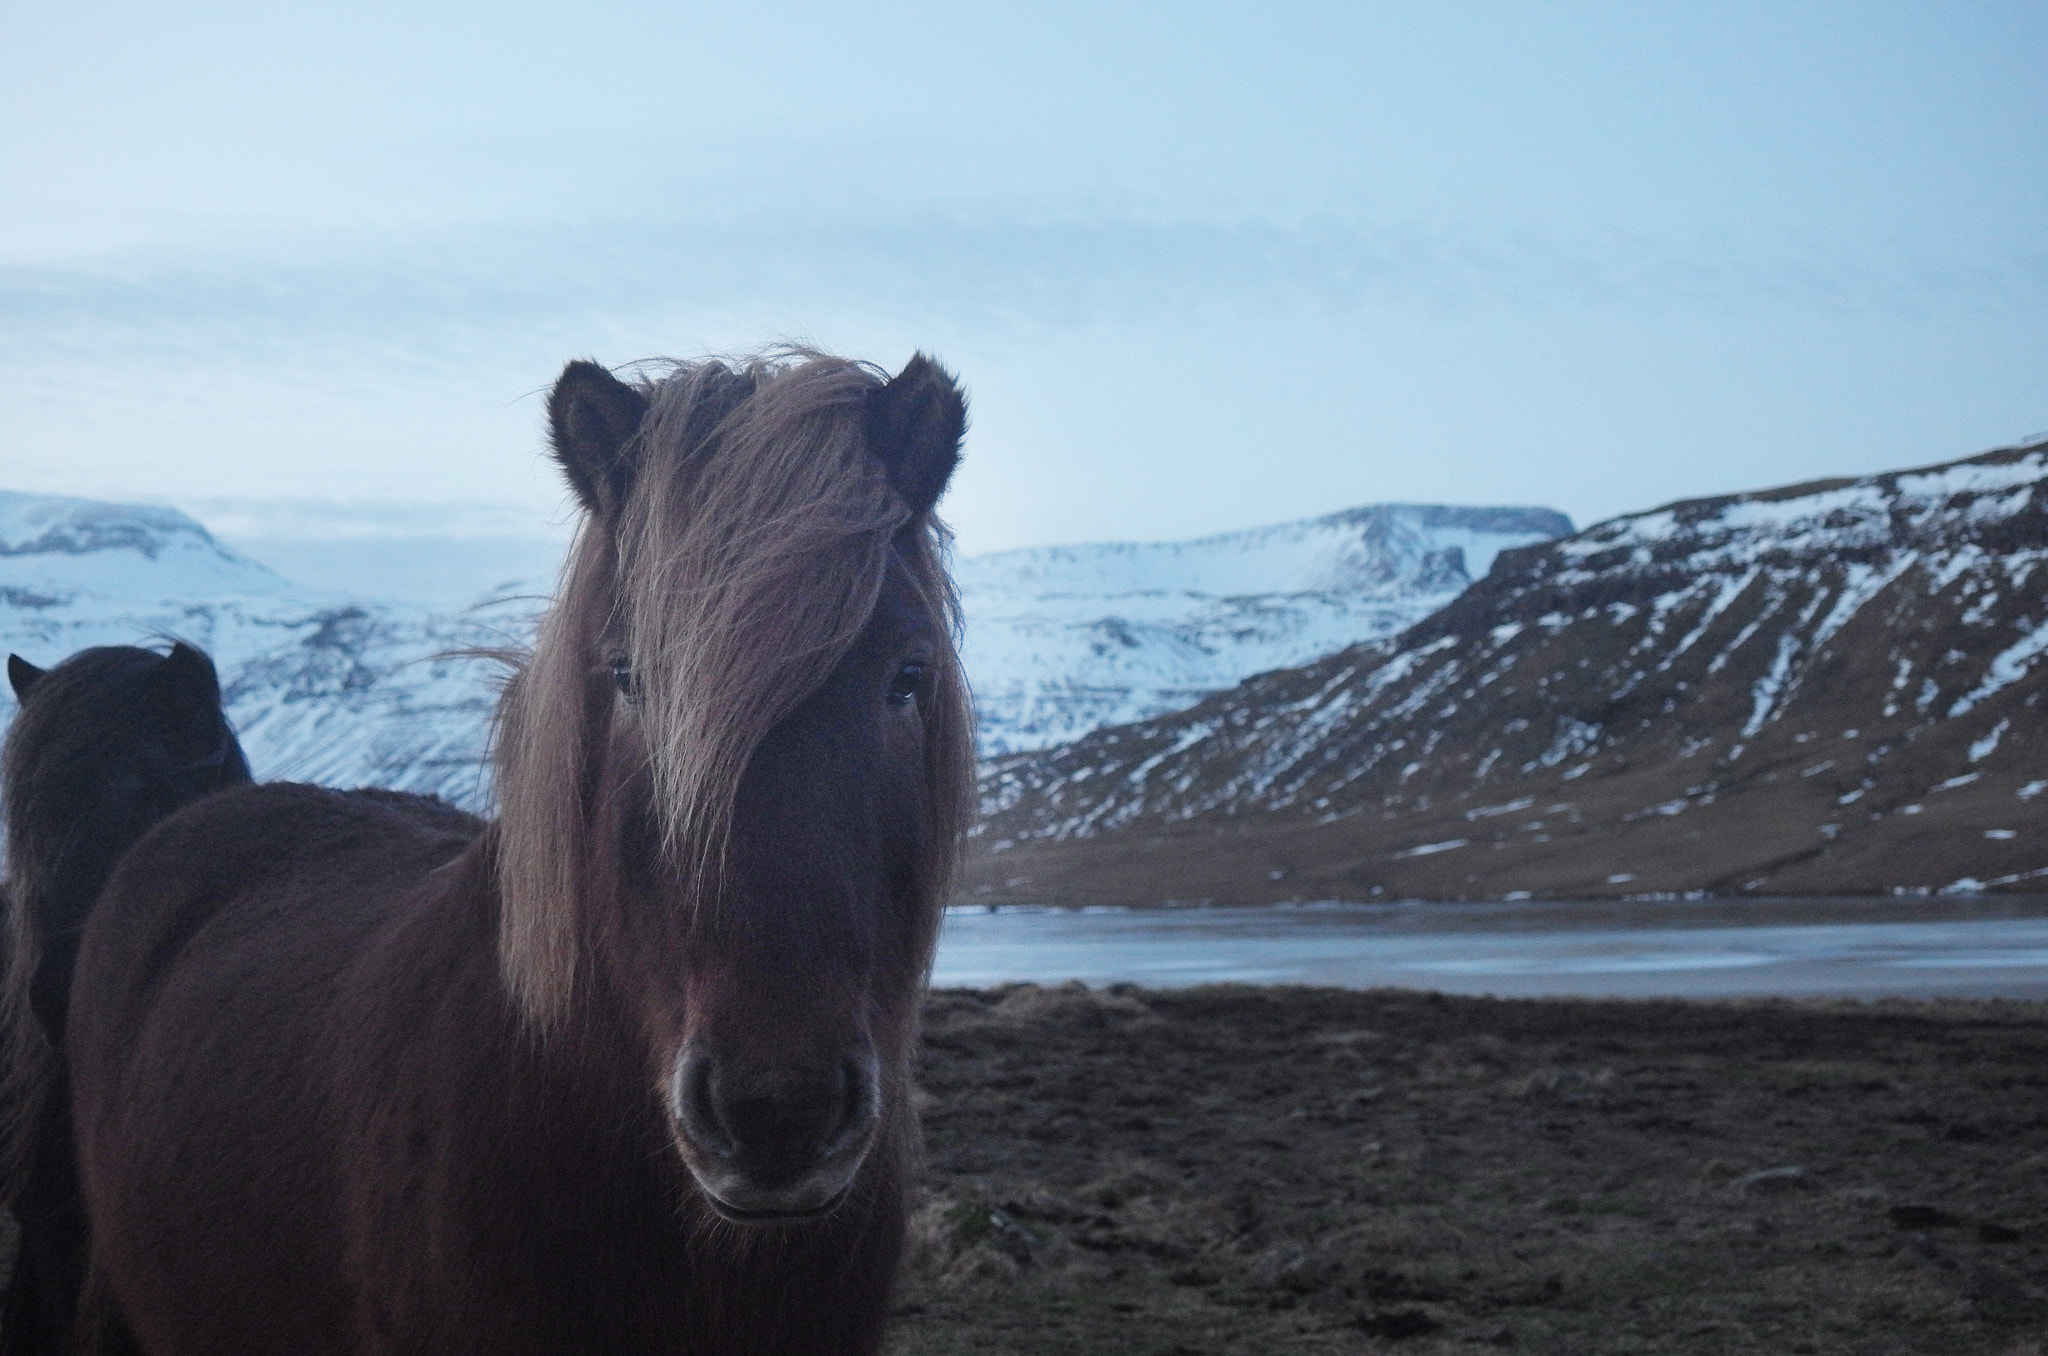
xmin=22 ymin=431 xmax=2046 ymax=907
xmin=0 ymin=495 xmax=1571 ymax=800
xmin=959 ymin=505 xmax=1571 ymax=753
xmin=0 ymin=492 xmax=528 ymax=807
xmin=968 ymin=440 xmax=2048 ymax=904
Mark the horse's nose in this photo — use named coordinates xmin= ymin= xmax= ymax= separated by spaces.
xmin=671 ymin=1045 xmax=879 ymax=1218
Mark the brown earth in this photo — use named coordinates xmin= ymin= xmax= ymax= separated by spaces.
xmin=890 ymin=983 xmax=2048 ymax=1356
xmin=0 ymin=987 xmax=2040 ymax=1353
xmin=961 ymin=753 xmax=2048 ymax=910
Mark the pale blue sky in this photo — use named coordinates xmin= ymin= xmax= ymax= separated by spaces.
xmin=2 ymin=0 xmax=2043 ymax=564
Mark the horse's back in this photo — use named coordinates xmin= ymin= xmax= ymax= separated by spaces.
xmin=70 ymin=782 xmax=483 ymax=1058
xmin=66 ymin=782 xmax=486 ymax=1354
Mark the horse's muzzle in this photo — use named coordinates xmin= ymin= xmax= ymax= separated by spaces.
xmin=669 ymin=1043 xmax=881 ymax=1223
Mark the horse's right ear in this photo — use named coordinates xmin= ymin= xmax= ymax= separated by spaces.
xmin=8 ymin=654 xmax=44 ymax=700
xmin=547 ymin=361 xmax=649 ymax=518
xmin=158 ymin=641 xmax=222 ymax=705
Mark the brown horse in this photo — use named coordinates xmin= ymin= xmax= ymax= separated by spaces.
xmin=62 ymin=351 xmax=974 ymax=1353
xmin=1 ymin=642 xmax=251 ymax=1355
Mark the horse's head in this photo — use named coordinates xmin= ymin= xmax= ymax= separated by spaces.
xmin=4 ymin=641 xmax=250 ymax=1035
xmin=6 ymin=641 xmax=249 ymax=861
xmin=496 ymin=352 xmax=973 ymax=1223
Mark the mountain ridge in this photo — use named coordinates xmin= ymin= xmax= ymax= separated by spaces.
xmin=966 ymin=439 xmax=2048 ymax=903
xmin=0 ymin=492 xmax=1570 ymax=805
xmin=0 ymin=494 xmax=519 ymax=806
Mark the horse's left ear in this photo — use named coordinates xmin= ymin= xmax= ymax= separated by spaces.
xmin=864 ymin=353 xmax=966 ymax=516
xmin=548 ymin=361 xmax=650 ymax=518
xmin=8 ymin=654 xmax=44 ymax=700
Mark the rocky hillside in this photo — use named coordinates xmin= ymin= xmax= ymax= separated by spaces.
xmin=968 ymin=440 xmax=2048 ymax=903
xmin=959 ymin=504 xmax=1570 ymax=753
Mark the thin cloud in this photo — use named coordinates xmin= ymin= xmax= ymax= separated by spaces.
xmin=5 ymin=211 xmax=2041 ymax=374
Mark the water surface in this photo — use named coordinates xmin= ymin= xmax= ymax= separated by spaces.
xmin=931 ymin=895 xmax=2048 ymax=999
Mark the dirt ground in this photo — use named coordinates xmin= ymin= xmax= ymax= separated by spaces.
xmin=890 ymin=984 xmax=2048 ymax=1356
xmin=2 ymin=985 xmax=2039 ymax=1353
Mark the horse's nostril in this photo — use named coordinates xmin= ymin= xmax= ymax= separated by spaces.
xmin=675 ymin=1054 xmax=736 ymax=1159
xmin=820 ymin=1057 xmax=876 ymax=1158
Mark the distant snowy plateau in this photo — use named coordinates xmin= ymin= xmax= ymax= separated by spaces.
xmin=0 ymin=493 xmax=1569 ymax=806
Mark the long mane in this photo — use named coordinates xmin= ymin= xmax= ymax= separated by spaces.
xmin=494 ymin=352 xmax=975 ymax=1026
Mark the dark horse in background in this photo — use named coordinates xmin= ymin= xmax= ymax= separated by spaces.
xmin=31 ymin=350 xmax=974 ymax=1353
xmin=1 ymin=643 xmax=251 ymax=1355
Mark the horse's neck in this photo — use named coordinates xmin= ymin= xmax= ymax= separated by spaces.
xmin=439 ymin=824 xmax=655 ymax=1119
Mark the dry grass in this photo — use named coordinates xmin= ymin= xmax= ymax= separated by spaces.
xmin=890 ymin=984 xmax=2048 ymax=1355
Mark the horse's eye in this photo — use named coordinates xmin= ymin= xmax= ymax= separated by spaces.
xmin=611 ymin=660 xmax=640 ymax=706
xmin=887 ymin=662 xmax=926 ymax=707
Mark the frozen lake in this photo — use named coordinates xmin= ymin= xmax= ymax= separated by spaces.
xmin=930 ymin=895 xmax=2048 ymax=999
